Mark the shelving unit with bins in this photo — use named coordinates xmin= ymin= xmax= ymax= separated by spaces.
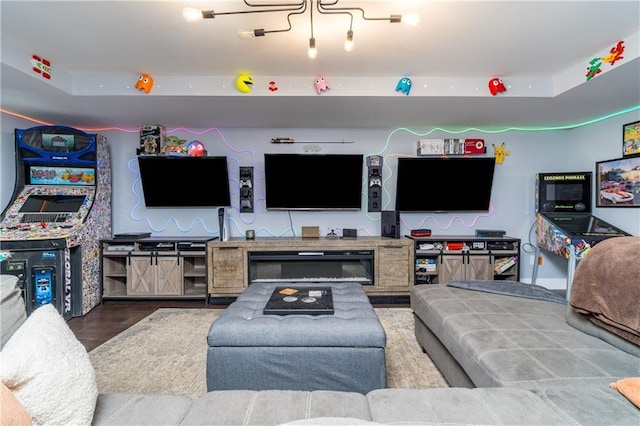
xmin=409 ymin=235 xmax=520 ymax=285
xmin=101 ymin=238 xmax=210 ymax=299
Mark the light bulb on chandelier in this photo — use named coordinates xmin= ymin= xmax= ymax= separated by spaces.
xmin=344 ymin=30 xmax=354 ymax=52
xmin=308 ymin=37 xmax=318 ymax=59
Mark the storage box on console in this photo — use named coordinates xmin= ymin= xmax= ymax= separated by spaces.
xmin=137 ymin=124 xmax=166 ymax=155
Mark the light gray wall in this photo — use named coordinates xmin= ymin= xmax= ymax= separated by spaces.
xmin=2 ymin=109 xmax=639 ymax=289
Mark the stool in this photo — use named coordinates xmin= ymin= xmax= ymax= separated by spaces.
xmin=206 ymin=282 xmax=386 ymax=394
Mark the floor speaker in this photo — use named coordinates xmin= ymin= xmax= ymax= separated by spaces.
xmin=381 ymin=210 xmax=400 ymax=239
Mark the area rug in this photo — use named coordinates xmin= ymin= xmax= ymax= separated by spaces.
xmin=89 ymin=308 xmax=447 ymax=398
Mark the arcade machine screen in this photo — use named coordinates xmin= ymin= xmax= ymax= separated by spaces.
xmin=19 ymin=195 xmax=87 ymax=214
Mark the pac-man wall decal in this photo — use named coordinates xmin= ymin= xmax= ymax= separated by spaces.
xmin=236 ymin=74 xmax=254 ymax=93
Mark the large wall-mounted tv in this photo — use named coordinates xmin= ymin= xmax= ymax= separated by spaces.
xmin=137 ymin=156 xmax=231 ymax=207
xmin=264 ymin=153 xmax=364 ymax=210
xmin=395 ymin=157 xmax=496 ymax=212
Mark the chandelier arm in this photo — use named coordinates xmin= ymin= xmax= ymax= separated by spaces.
xmin=263 ymin=3 xmax=308 ymax=35
xmin=315 ymin=1 xmax=353 ymax=30
xmin=317 ymin=0 xmax=391 ymax=22
xmin=210 ymin=1 xmax=306 ymax=17
xmin=243 ymin=0 xmax=306 ymax=7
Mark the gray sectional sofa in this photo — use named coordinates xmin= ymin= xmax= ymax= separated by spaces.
xmin=2 ymin=270 xmax=639 ymax=425
xmin=410 ymin=237 xmax=640 ymax=425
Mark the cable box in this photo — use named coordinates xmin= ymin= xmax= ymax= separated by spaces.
xmin=139 ymin=242 xmax=175 ymax=251
xmin=177 ymin=241 xmax=206 ymax=251
xmin=410 ymin=229 xmax=432 ymax=237
xmin=475 ymin=229 xmax=506 ymax=238
xmin=487 ymin=242 xmax=515 ymax=250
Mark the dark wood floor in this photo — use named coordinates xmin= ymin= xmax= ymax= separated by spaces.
xmin=67 ymin=300 xmax=226 ymax=352
xmin=68 ymin=298 xmax=409 ymax=352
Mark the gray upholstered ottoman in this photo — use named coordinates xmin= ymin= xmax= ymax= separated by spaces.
xmin=206 ymin=282 xmax=386 ymax=394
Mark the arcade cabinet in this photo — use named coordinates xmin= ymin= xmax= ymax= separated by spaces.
xmin=535 ymin=171 xmax=630 ymax=299
xmin=0 ymin=126 xmax=112 ymax=319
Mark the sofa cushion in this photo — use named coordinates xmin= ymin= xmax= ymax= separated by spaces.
xmin=92 ymin=394 xmax=194 ymax=425
xmin=411 ymin=285 xmax=640 ymax=388
xmin=367 ymin=387 xmax=573 ymax=425
xmin=447 ymin=279 xmax=567 ymax=305
xmin=0 ymin=304 xmax=98 ymax=425
xmin=180 ymin=390 xmax=371 ymax=425
xmin=533 ymin=385 xmax=640 ymax=425
xmin=610 ymin=377 xmax=640 ymax=409
xmin=0 ymin=275 xmax=26 ymax=349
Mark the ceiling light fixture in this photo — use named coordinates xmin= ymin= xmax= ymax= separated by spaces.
xmin=308 ymin=1 xmax=318 ymax=59
xmin=182 ymin=1 xmax=419 ymax=56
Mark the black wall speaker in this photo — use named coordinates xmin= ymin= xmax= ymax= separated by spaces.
xmin=239 ymin=166 xmax=254 ymax=213
xmin=381 ymin=210 xmax=400 ymax=239
xmin=367 ymin=155 xmax=383 ymax=212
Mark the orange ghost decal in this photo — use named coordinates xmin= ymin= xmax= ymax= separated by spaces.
xmin=135 ymin=74 xmax=154 ymax=94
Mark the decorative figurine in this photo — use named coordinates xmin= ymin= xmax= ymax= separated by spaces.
xmin=187 ymin=140 xmax=205 ymax=157
xmin=135 ymin=74 xmax=154 ymax=94
xmin=236 ymin=73 xmax=254 ymax=93
xmin=488 ymin=77 xmax=506 ymax=96
xmin=395 ymin=77 xmax=412 ymax=95
xmin=493 ymin=143 xmax=510 ymax=164
xmin=314 ymin=77 xmax=330 ymax=95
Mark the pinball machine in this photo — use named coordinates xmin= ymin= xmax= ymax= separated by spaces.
xmin=535 ymin=171 xmax=630 ymax=299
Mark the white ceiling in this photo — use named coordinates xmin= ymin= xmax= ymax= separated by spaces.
xmin=1 ymin=0 xmax=639 ymax=129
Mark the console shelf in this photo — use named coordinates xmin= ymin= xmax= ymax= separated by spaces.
xmin=207 ymin=237 xmax=414 ymax=298
xmin=101 ymin=237 xmax=211 ymax=300
xmin=408 ymin=235 xmax=521 ymax=285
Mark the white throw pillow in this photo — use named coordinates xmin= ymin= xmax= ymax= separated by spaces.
xmin=0 ymin=304 xmax=97 ymax=425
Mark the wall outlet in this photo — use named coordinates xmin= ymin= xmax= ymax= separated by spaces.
xmin=529 ymin=255 xmax=535 ymax=265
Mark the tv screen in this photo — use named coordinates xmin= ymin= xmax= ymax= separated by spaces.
xmin=264 ymin=154 xmax=364 ymax=210
xmin=395 ymin=157 xmax=496 ymax=212
xmin=137 ymin=156 xmax=231 ymax=207
xmin=19 ymin=195 xmax=87 ymax=213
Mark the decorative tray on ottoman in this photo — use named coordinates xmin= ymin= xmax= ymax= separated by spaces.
xmin=263 ymin=286 xmax=333 ymax=315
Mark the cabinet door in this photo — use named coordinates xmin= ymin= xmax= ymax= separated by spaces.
xmin=439 ymin=255 xmax=465 ymax=283
xmin=128 ymin=255 xmax=155 ymax=295
xmin=128 ymin=254 xmax=182 ymax=295
xmin=467 ymin=254 xmax=492 ymax=280
xmin=377 ymin=243 xmax=412 ymax=290
xmin=210 ymin=246 xmax=246 ymax=294
xmin=156 ymin=256 xmax=183 ymax=295
xmin=439 ymin=253 xmax=492 ymax=283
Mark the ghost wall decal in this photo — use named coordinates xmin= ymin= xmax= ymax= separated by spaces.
xmin=395 ymin=77 xmax=412 ymax=95
xmin=135 ymin=74 xmax=154 ymax=94
xmin=314 ymin=77 xmax=330 ymax=95
xmin=488 ymin=77 xmax=507 ymax=96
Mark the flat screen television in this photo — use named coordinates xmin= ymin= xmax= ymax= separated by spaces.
xmin=264 ymin=153 xmax=364 ymax=210
xmin=137 ymin=156 xmax=231 ymax=207
xmin=395 ymin=157 xmax=496 ymax=212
